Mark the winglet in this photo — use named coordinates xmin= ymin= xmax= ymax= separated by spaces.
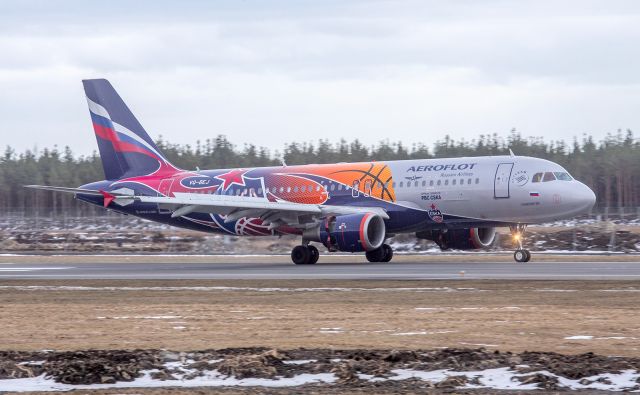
xmin=100 ymin=190 xmax=115 ymax=207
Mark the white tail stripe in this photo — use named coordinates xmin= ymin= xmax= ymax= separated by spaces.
xmin=85 ymin=96 xmax=167 ymax=163
xmin=86 ymin=96 xmax=110 ymax=119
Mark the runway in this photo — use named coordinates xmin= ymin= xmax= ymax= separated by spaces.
xmin=0 ymin=255 xmax=639 ymax=279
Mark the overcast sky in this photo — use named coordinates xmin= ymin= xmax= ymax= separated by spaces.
xmin=1 ymin=0 xmax=639 ymax=155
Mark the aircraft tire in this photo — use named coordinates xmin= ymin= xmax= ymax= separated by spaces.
xmin=308 ymin=245 xmax=319 ymax=264
xmin=381 ymin=244 xmax=393 ymax=262
xmin=514 ymin=249 xmax=527 ymax=263
xmin=291 ymin=245 xmax=311 ymax=265
xmin=523 ymin=249 xmax=531 ymax=262
xmin=366 ymin=247 xmax=386 ymax=263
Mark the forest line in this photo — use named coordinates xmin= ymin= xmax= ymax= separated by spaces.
xmin=1 ymin=130 xmax=638 ymax=212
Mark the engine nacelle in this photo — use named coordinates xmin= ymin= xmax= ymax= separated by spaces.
xmin=304 ymin=213 xmax=386 ymax=252
xmin=416 ymin=227 xmax=497 ymax=250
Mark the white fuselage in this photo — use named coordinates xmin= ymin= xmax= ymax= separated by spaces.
xmin=387 ymin=155 xmax=595 ymax=224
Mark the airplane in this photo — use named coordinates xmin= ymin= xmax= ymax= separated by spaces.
xmin=27 ymin=79 xmax=596 ymax=264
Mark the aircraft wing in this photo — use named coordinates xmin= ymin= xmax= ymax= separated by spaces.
xmin=23 ymin=186 xmax=389 ymax=229
xmin=136 ymin=192 xmax=389 ymax=229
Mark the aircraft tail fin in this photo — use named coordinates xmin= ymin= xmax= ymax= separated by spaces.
xmin=82 ymin=79 xmax=178 ymax=180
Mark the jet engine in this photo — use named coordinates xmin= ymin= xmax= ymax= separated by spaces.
xmin=416 ymin=227 xmax=497 ymax=250
xmin=303 ymin=213 xmax=386 ymax=252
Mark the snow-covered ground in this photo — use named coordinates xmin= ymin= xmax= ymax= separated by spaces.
xmin=2 ymin=362 xmax=639 ymax=392
xmin=1 ymin=212 xmax=638 ymax=253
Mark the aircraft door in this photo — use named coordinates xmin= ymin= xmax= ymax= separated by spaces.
xmin=494 ymin=163 xmax=513 ymax=198
xmin=157 ymin=178 xmax=175 ymax=214
xmin=364 ymin=179 xmax=372 ymax=197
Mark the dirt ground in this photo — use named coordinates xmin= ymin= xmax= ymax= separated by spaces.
xmin=0 ymin=279 xmax=639 ymax=356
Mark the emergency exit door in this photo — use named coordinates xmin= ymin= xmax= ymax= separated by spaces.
xmin=494 ymin=163 xmax=513 ymax=198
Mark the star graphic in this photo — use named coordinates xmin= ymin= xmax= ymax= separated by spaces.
xmin=430 ymin=204 xmax=437 ymax=210
xmin=215 ymin=169 xmax=248 ymax=190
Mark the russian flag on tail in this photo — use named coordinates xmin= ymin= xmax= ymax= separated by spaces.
xmin=82 ymin=79 xmax=178 ymax=180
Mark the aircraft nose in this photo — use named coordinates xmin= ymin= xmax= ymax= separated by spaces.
xmin=577 ymin=182 xmax=596 ymax=213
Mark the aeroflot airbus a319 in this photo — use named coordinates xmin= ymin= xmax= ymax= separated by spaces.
xmin=27 ymin=79 xmax=596 ymax=264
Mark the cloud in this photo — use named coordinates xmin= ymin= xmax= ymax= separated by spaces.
xmin=0 ymin=0 xmax=639 ymax=155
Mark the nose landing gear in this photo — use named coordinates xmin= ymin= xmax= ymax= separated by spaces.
xmin=510 ymin=224 xmax=531 ymax=262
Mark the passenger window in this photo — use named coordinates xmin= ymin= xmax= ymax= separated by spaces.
xmin=437 ymin=180 xmax=441 ymax=186
xmin=422 ymin=180 xmax=426 ymax=187
xmin=532 ymin=173 xmax=543 ymax=183
xmin=279 ymin=187 xmax=284 ymax=193
xmin=392 ymin=182 xmax=396 ymax=188
xmin=543 ymin=172 xmax=556 ymax=182
xmin=338 ymin=184 xmax=343 ymax=191
xmin=468 ymin=178 xmax=472 ymax=185
xmin=316 ymin=185 xmax=320 ymax=192
xmin=452 ymin=179 xmax=456 ymax=186
xmin=287 ymin=186 xmax=291 ymax=193
xmin=330 ymin=184 xmax=336 ymax=191
xmin=430 ymin=180 xmax=434 ymax=187
xmin=554 ymin=172 xmax=573 ymax=181
xmin=399 ymin=181 xmax=404 ymax=188
xmin=293 ymin=186 xmax=299 ymax=193
xmin=475 ymin=178 xmax=479 ymax=184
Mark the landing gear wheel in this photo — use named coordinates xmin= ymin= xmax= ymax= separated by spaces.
xmin=308 ymin=245 xmax=319 ymax=264
xmin=291 ymin=245 xmax=311 ymax=265
xmin=510 ymin=224 xmax=531 ymax=263
xmin=365 ymin=247 xmax=386 ymax=263
xmin=381 ymin=244 xmax=393 ymax=262
xmin=514 ymin=249 xmax=528 ymax=263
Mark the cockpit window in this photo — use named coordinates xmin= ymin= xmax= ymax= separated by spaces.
xmin=532 ymin=173 xmax=543 ymax=183
xmin=542 ymin=172 xmax=556 ymax=182
xmin=554 ymin=172 xmax=573 ymax=181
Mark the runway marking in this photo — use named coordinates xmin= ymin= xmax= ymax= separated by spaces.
xmin=0 ymin=266 xmax=75 ymax=272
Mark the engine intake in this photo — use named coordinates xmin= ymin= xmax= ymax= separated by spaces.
xmin=304 ymin=213 xmax=386 ymax=252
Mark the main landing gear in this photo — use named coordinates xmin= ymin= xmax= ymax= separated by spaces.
xmin=510 ymin=224 xmax=531 ymax=263
xmin=365 ymin=244 xmax=394 ymax=263
xmin=290 ymin=243 xmax=394 ymax=264
xmin=291 ymin=244 xmax=320 ymax=265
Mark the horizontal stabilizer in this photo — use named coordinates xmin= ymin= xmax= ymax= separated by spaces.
xmin=23 ymin=185 xmax=104 ymax=196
